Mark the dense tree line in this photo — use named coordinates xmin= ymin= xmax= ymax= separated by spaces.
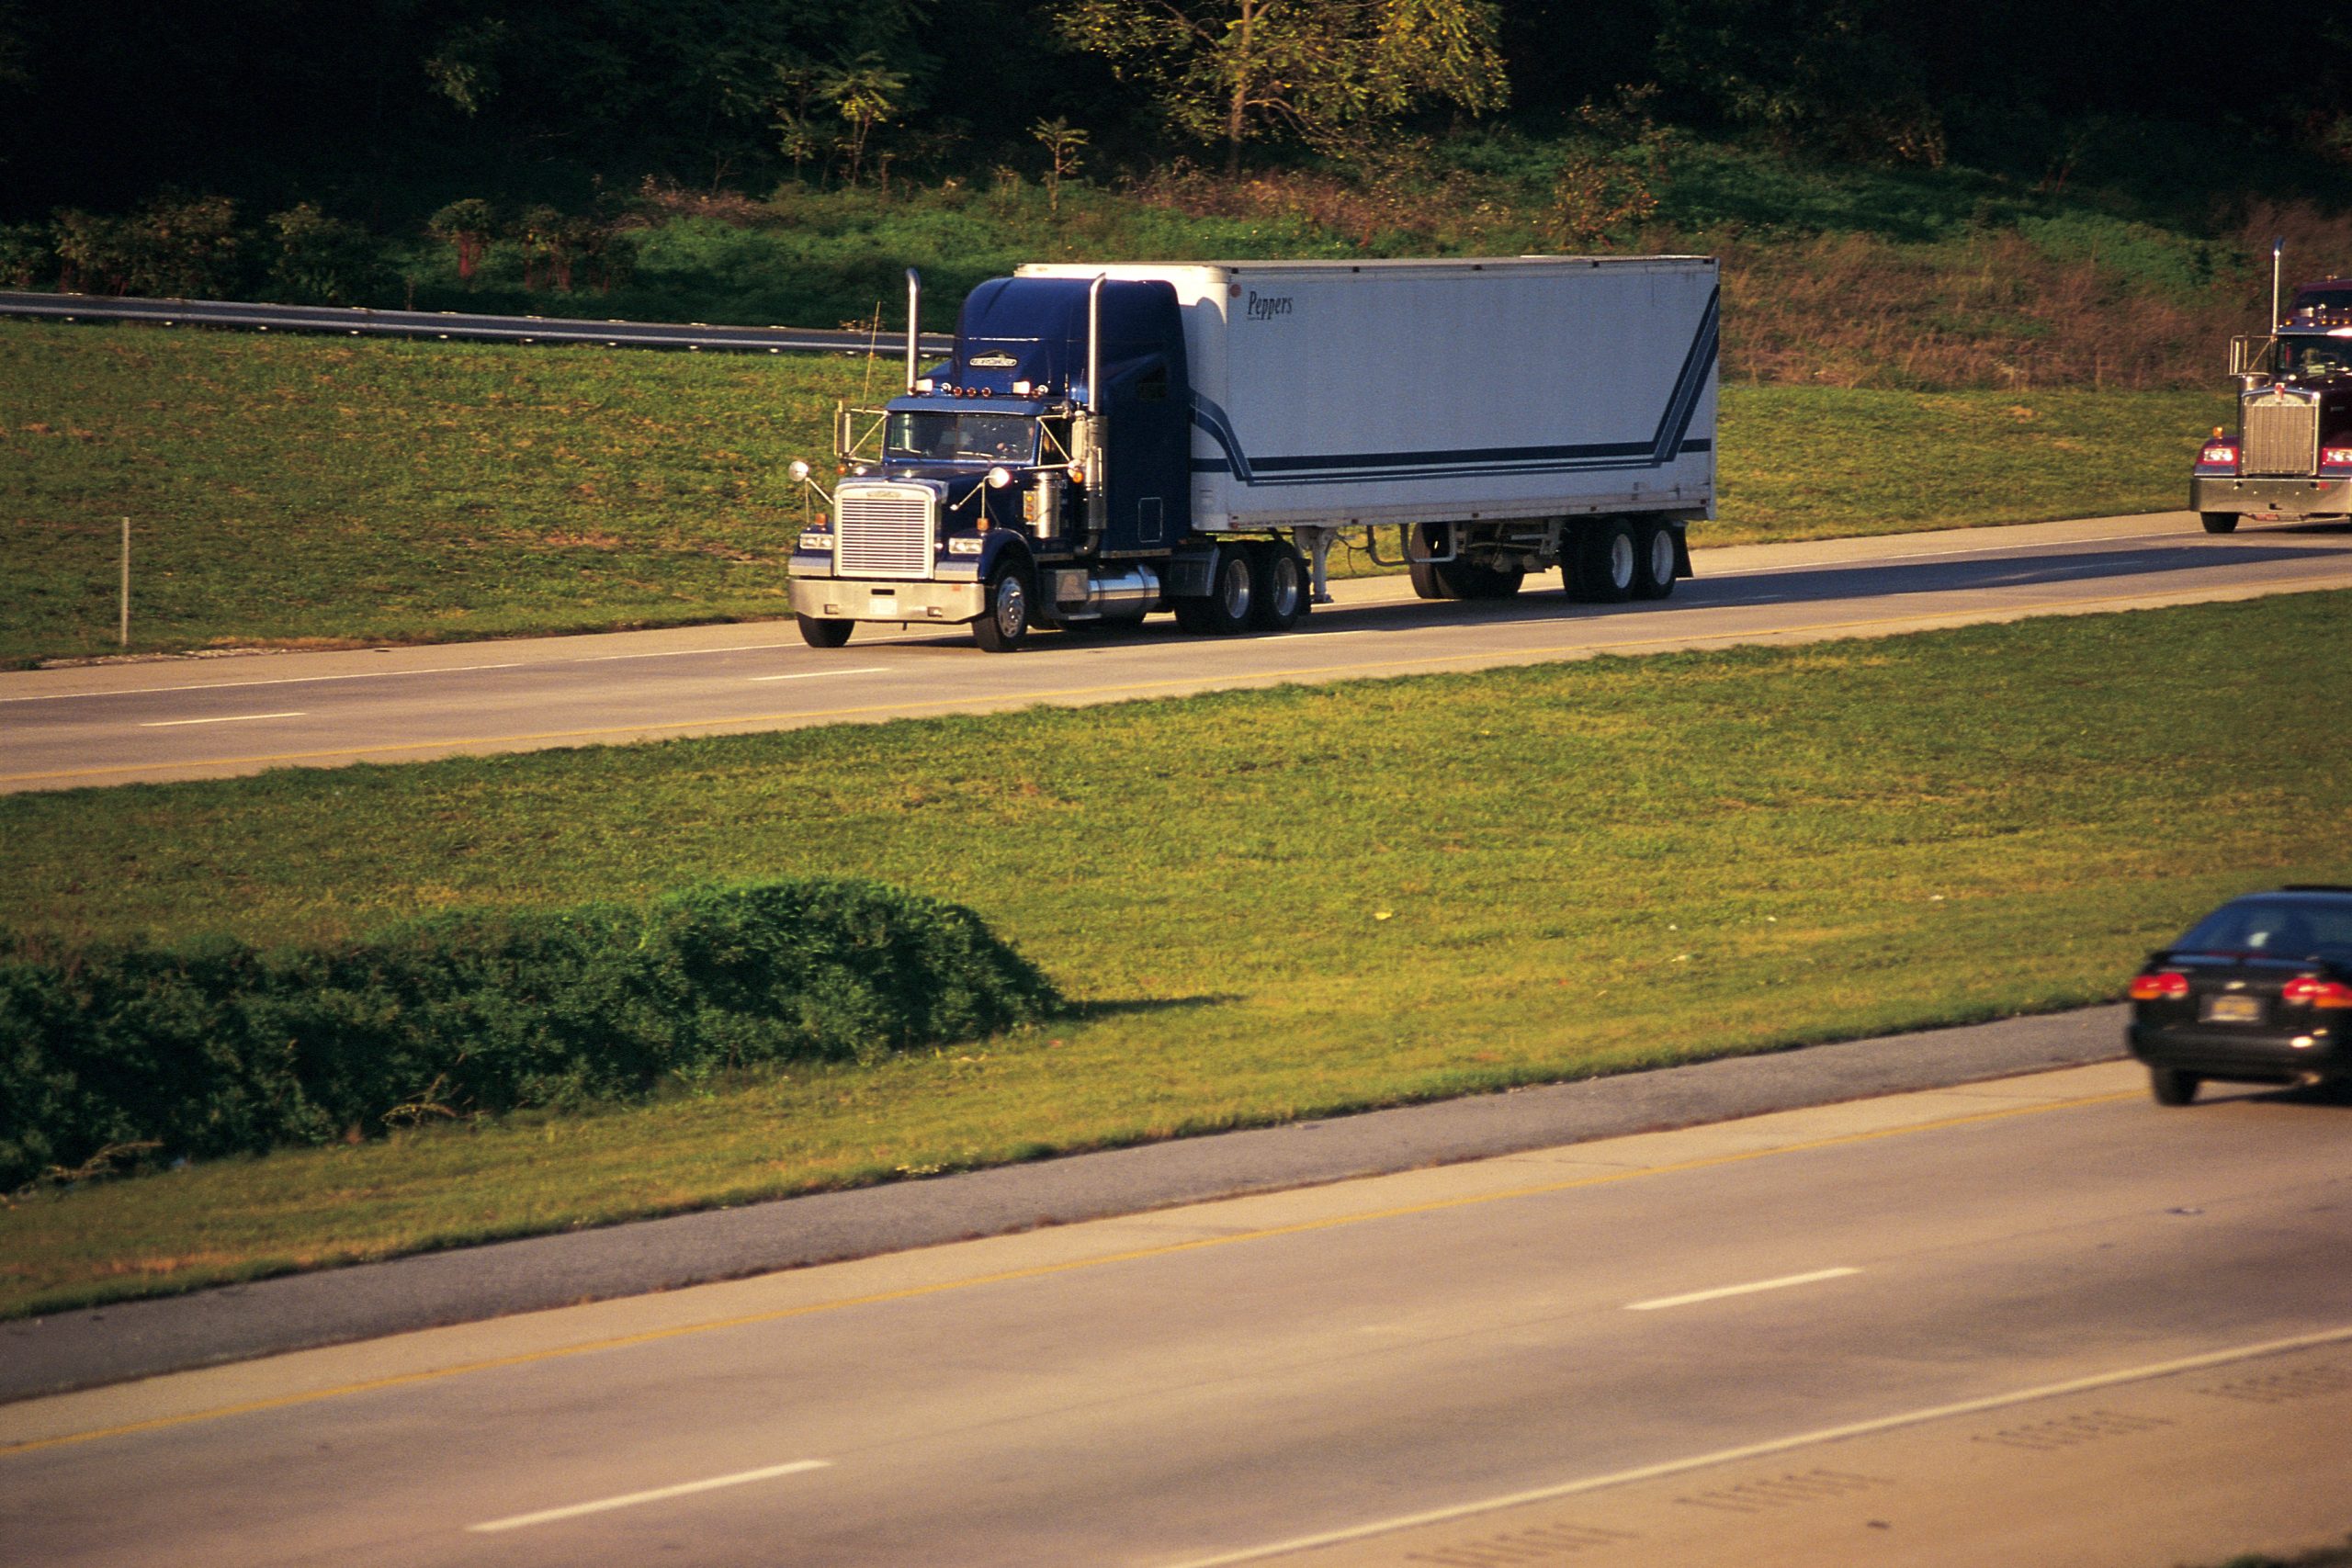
xmin=1 ymin=0 xmax=2347 ymax=224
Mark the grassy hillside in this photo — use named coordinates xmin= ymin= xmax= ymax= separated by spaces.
xmin=2 ymin=591 xmax=2346 ymax=1314
xmin=0 ymin=320 xmax=2227 ymax=665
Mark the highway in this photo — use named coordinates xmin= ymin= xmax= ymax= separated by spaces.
xmin=6 ymin=511 xmax=2351 ymax=793
xmin=3 ymin=1060 xmax=2346 ymax=1565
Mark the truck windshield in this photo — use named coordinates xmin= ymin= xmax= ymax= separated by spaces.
xmin=2278 ymin=337 xmax=2352 ymax=378
xmin=885 ymin=412 xmax=1038 ymax=464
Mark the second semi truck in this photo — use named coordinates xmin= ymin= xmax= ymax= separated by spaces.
xmin=787 ymin=256 xmax=1719 ymax=650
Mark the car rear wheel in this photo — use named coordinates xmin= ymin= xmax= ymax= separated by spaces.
xmin=2199 ymin=512 xmax=2240 ymax=535
xmin=2150 ymin=1067 xmax=2202 ymax=1106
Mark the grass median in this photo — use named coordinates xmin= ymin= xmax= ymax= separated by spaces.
xmin=4 ymin=590 xmax=2347 ymax=1316
xmin=1 ymin=320 xmax=2226 ymax=664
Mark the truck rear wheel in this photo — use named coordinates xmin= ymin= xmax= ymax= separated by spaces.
xmin=1250 ymin=541 xmax=1309 ymax=630
xmin=1181 ymin=542 xmax=1259 ymax=636
xmin=1578 ymin=519 xmax=1638 ymax=603
xmin=1634 ymin=522 xmax=1678 ymax=600
xmin=797 ymin=615 xmax=854 ymax=648
xmin=2200 ymin=512 xmax=2240 ymax=535
xmin=971 ymin=563 xmax=1035 ymax=652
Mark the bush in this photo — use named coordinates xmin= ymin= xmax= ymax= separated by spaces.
xmin=265 ymin=202 xmax=388 ymax=305
xmin=0 ymin=879 xmax=1060 ymax=1189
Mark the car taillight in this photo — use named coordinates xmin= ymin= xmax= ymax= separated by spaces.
xmin=2322 ymin=446 xmax=2352 ymax=469
xmin=2130 ymin=971 xmax=2191 ymax=1001
xmin=2199 ymin=443 xmax=2240 ymax=468
xmin=2280 ymin=976 xmax=2352 ymax=1008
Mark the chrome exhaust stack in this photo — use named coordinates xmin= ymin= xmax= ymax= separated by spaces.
xmin=905 ymin=268 xmax=922 ymax=394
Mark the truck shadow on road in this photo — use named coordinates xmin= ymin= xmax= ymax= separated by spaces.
xmin=1310 ymin=537 xmax=2348 ymax=636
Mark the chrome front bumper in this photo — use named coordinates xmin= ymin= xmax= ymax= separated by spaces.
xmin=788 ymin=577 xmax=985 ymax=624
xmin=2192 ymin=474 xmax=2352 ymax=517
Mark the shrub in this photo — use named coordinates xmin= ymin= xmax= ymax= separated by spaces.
xmin=0 ymin=221 xmax=52 ymax=288
xmin=265 ymin=202 xmax=388 ymax=305
xmin=0 ymin=879 xmax=1060 ymax=1189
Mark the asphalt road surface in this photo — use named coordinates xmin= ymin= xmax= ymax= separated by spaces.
xmin=5 ymin=1061 xmax=2347 ymax=1566
xmin=7 ymin=511 xmax=2352 ymax=794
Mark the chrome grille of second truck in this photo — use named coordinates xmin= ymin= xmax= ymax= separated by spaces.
xmin=2245 ymin=396 xmax=2320 ymax=476
xmin=836 ymin=489 xmax=933 ymax=579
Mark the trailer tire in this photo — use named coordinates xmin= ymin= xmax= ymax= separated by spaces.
xmin=1634 ymin=522 xmax=1678 ymax=600
xmin=1408 ymin=525 xmax=1459 ymax=600
xmin=2199 ymin=512 xmax=2240 ymax=535
xmin=796 ymin=615 xmax=854 ymax=649
xmin=1251 ymin=541 xmax=1309 ymax=630
xmin=1580 ymin=519 xmax=1638 ymax=603
xmin=971 ymin=562 xmax=1035 ymax=652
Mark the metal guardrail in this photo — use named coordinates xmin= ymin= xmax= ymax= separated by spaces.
xmin=0 ymin=289 xmax=955 ymax=357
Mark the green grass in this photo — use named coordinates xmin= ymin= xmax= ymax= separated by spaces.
xmin=3 ymin=591 xmax=2347 ymax=1316
xmin=0 ymin=320 xmax=2228 ymax=664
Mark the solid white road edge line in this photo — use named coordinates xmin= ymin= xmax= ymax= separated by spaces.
xmin=0 ymin=664 xmax=525 ymax=704
xmin=137 ymin=711 xmax=307 ymax=728
xmin=1163 ymin=1323 xmax=2352 ymax=1568
xmin=748 ymin=666 xmax=891 ymax=682
xmin=1625 ymin=1266 xmax=1860 ymax=1312
xmin=466 ymin=1459 xmax=832 ymax=1533
xmin=579 ymin=644 xmax=804 ymax=662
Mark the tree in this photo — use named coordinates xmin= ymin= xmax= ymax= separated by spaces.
xmin=1655 ymin=0 xmax=1944 ymax=164
xmin=821 ymin=55 xmax=906 ymax=186
xmin=1056 ymin=0 xmax=1508 ymax=177
xmin=427 ymin=198 xmax=496 ymax=283
xmin=1031 ymin=117 xmax=1089 ymax=211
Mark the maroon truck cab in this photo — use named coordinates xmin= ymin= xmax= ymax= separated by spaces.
xmin=2190 ymin=277 xmax=2352 ymax=533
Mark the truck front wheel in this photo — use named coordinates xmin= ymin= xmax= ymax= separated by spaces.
xmin=2200 ymin=512 xmax=2240 ymax=535
xmin=972 ymin=564 xmax=1035 ymax=652
xmin=797 ymin=614 xmax=854 ymax=649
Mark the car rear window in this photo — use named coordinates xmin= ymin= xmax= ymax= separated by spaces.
xmin=2174 ymin=897 xmax=2352 ymax=962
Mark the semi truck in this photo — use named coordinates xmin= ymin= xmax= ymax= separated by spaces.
xmin=2192 ymin=269 xmax=2352 ymax=533
xmin=786 ymin=256 xmax=1719 ymax=650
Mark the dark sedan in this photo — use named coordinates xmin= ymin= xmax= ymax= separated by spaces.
xmin=2127 ymin=886 xmax=2352 ymax=1105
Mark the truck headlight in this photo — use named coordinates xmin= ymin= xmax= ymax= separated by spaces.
xmin=946 ymin=536 xmax=984 ymax=556
xmin=798 ymin=531 xmax=831 ymax=551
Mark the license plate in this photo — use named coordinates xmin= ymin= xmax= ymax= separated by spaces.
xmin=2201 ymin=994 xmax=2263 ymax=1024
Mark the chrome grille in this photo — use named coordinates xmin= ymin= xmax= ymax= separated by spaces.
xmin=834 ymin=486 xmax=935 ymax=579
xmin=2244 ymin=396 xmax=2319 ymax=477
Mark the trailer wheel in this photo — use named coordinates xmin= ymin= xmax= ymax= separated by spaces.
xmin=971 ymin=563 xmax=1035 ymax=652
xmin=796 ymin=615 xmax=854 ymax=649
xmin=1456 ymin=562 xmax=1524 ymax=599
xmin=1251 ymin=541 xmax=1309 ymax=630
xmin=1408 ymin=525 xmax=1459 ymax=600
xmin=2199 ymin=512 xmax=2240 ymax=535
xmin=1580 ymin=519 xmax=1638 ymax=603
xmin=1634 ymin=522 xmax=1678 ymax=600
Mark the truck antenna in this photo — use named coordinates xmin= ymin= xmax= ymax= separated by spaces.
xmin=2272 ymin=237 xmax=2285 ymax=329
xmin=859 ymin=299 xmax=881 ymax=406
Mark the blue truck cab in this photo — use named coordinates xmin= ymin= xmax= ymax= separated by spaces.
xmin=788 ymin=273 xmax=1219 ymax=650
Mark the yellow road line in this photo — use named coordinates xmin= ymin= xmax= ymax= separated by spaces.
xmin=0 ymin=1085 xmax=2141 ymax=1459
xmin=8 ymin=576 xmax=2349 ymax=786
